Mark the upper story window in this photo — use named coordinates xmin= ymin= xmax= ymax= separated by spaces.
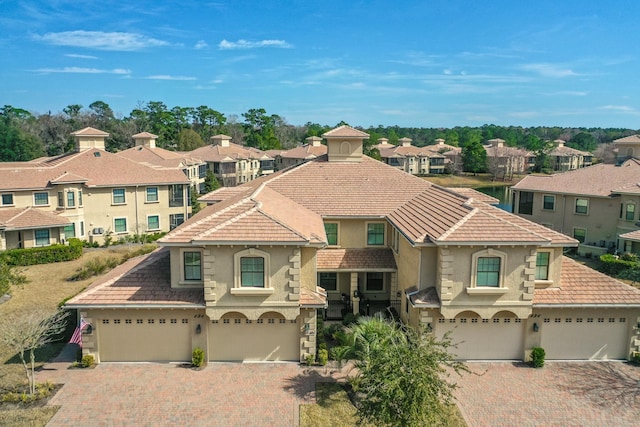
xmin=231 ymin=248 xmax=272 ymax=295
xmin=57 ymin=192 xmax=64 ymax=208
xmin=169 ymin=185 xmax=184 ymax=207
xmin=391 ymin=228 xmax=400 ymax=253
xmin=146 ymin=187 xmax=158 ymax=203
xmin=318 ymin=272 xmax=337 ymax=291
xmin=1 ymin=193 xmax=14 ymax=206
xmin=575 ymin=198 xmax=588 ymax=215
xmin=467 ymin=249 xmax=508 ymax=294
xmin=367 ymin=223 xmax=385 ymax=246
xmin=324 ymin=223 xmax=338 ymax=246
xmin=518 ymin=191 xmax=533 ymax=215
xmin=476 ymin=257 xmax=501 ymax=287
xmin=78 ymin=190 xmax=83 ymax=206
xmin=241 ymin=257 xmax=264 ymax=287
xmin=625 ymin=203 xmax=635 ymax=221
xmin=33 ymin=192 xmax=49 ymax=206
xmin=183 ymin=251 xmax=202 ymax=281
xmin=170 ymin=214 xmax=184 ymax=230
xmin=542 ymin=195 xmax=555 ymax=211
xmin=67 ymin=191 xmax=75 ymax=208
xmin=34 ymin=229 xmax=50 ymax=247
xmin=112 ymin=188 xmax=126 ymax=204
xmin=535 ymin=252 xmax=550 ymax=281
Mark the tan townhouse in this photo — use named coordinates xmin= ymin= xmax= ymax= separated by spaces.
xmin=484 ymin=138 xmax=535 ymax=179
xmin=0 ymin=127 xmax=190 ymax=248
xmin=188 ymin=135 xmax=275 ymax=187
xmin=66 ymin=126 xmax=640 ymax=364
xmin=373 ymin=137 xmax=446 ymax=175
xmin=548 ymin=139 xmax=593 ymax=171
xmin=267 ymin=136 xmax=328 ymax=171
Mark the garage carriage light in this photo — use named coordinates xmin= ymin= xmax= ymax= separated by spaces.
xmin=533 ymin=323 xmax=539 ymax=333
xmin=195 ymin=324 xmax=202 ymax=334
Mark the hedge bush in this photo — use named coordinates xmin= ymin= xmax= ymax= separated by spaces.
xmin=1 ymin=238 xmax=83 ymax=266
xmin=599 ymin=254 xmax=639 ymax=276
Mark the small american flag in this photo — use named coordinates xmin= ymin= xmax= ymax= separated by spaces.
xmin=69 ymin=317 xmax=88 ymax=346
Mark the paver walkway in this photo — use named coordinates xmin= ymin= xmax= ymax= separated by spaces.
xmin=453 ymin=361 xmax=640 ymax=427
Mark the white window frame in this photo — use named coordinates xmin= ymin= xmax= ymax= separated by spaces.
xmin=146 ymin=186 xmax=159 ymax=203
xmin=324 ymin=222 xmax=339 ymax=246
xmin=34 ymin=229 xmax=50 ymax=247
xmin=112 ymin=188 xmax=126 ymax=205
xmin=365 ymin=272 xmax=385 ymax=292
xmin=181 ymin=249 xmax=203 ymax=284
xmin=231 ymin=248 xmax=273 ymax=295
xmin=1 ymin=193 xmax=15 ymax=206
xmin=33 ymin=192 xmax=50 ymax=206
xmin=573 ymin=227 xmax=586 ymax=243
xmin=147 ymin=214 xmax=160 ymax=231
xmin=542 ymin=194 xmax=555 ymax=211
xmin=575 ymin=198 xmax=588 ymax=215
xmin=535 ymin=251 xmax=552 ymax=283
xmin=366 ymin=222 xmax=386 ymax=246
xmin=467 ymin=248 xmax=508 ymax=294
xmin=113 ymin=217 xmax=128 ymax=234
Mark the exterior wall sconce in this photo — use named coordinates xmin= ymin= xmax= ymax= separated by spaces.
xmin=426 ymin=323 xmax=433 ymax=333
xmin=195 ymin=324 xmax=201 ymax=334
xmin=84 ymin=324 xmax=93 ymax=335
xmin=533 ymin=323 xmax=539 ymax=333
xmin=353 ymin=290 xmax=359 ymax=298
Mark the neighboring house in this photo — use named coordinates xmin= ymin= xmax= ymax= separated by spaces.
xmin=267 ymin=136 xmax=328 ymax=171
xmin=511 ymin=158 xmax=640 ymax=256
xmin=117 ymin=132 xmax=208 ymax=193
xmin=484 ymin=139 xmax=535 ymax=179
xmin=188 ymin=135 xmax=275 ymax=187
xmin=0 ymin=207 xmax=70 ymax=250
xmin=0 ymin=127 xmax=191 ymax=248
xmin=373 ymin=137 xmax=446 ymax=175
xmin=614 ymin=134 xmax=640 ymax=164
xmin=66 ymin=125 xmax=640 ymax=364
xmin=548 ymin=139 xmax=593 ymax=171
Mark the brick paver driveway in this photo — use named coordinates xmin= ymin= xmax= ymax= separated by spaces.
xmin=454 ymin=361 xmax=640 ymax=427
xmin=37 ymin=359 xmax=640 ymax=426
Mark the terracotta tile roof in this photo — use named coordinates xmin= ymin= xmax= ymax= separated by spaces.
xmin=65 ymin=248 xmax=205 ymax=307
xmin=446 ymin=187 xmax=499 ymax=204
xmin=512 ymin=159 xmax=640 ymax=197
xmin=619 ymin=230 xmax=640 ymax=242
xmin=322 ymin=125 xmax=369 ymax=138
xmin=132 ymin=132 xmax=158 ymax=138
xmin=189 ymin=142 xmax=272 ymax=162
xmin=614 ymin=135 xmax=640 ymax=144
xmin=50 ymin=172 xmax=89 ymax=184
xmin=279 ymin=143 xmax=327 ymax=160
xmin=198 ymin=186 xmax=254 ymax=204
xmin=300 ymin=287 xmax=327 ymax=308
xmin=377 ymin=144 xmax=443 ymax=158
xmin=117 ymin=145 xmax=204 ymax=169
xmin=0 ymin=207 xmax=70 ymax=230
xmin=70 ymin=127 xmax=109 ymax=137
xmin=407 ymin=286 xmax=441 ymax=307
xmin=316 ymin=248 xmax=397 ymax=270
xmin=534 ymin=256 xmax=640 ymax=306
xmin=549 ymin=145 xmax=592 ymax=156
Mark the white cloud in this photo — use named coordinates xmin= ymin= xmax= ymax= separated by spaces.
xmin=520 ymin=63 xmax=578 ymax=78
xmin=145 ymin=75 xmax=197 ymax=81
xmin=65 ymin=53 xmax=98 ymax=59
xmin=194 ymin=40 xmax=208 ymax=49
xmin=35 ymin=31 xmax=170 ymax=51
xmin=31 ymin=67 xmax=131 ymax=74
xmin=218 ymin=39 xmax=292 ymax=50
xmin=601 ymin=105 xmax=639 ymax=113
xmin=543 ymin=90 xmax=588 ymax=96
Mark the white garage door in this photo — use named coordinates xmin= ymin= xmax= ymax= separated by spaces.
xmin=541 ymin=314 xmax=629 ymax=360
xmin=436 ymin=316 xmax=524 ymax=360
xmin=209 ymin=317 xmax=300 ymax=362
xmin=99 ymin=314 xmax=192 ymax=362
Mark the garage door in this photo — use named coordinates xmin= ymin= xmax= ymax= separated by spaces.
xmin=99 ymin=314 xmax=192 ymax=362
xmin=436 ymin=315 xmax=524 ymax=360
xmin=541 ymin=314 xmax=629 ymax=360
xmin=209 ymin=316 xmax=300 ymax=362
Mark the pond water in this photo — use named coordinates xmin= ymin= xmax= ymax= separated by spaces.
xmin=475 ymin=186 xmax=512 ymax=212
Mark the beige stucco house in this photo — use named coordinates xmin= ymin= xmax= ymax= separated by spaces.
xmin=267 ymin=136 xmax=328 ymax=171
xmin=373 ymin=137 xmax=446 ymax=175
xmin=548 ymin=140 xmax=593 ymax=171
xmin=484 ymin=138 xmax=535 ymax=179
xmin=66 ymin=126 xmax=640 ymax=364
xmin=0 ymin=127 xmax=191 ymax=248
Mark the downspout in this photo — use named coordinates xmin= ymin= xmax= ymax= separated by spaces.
xmin=135 ymin=185 xmax=139 ymax=236
xmin=561 ymin=194 xmax=567 ymax=234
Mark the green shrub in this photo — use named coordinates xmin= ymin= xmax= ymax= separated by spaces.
xmin=305 ymin=353 xmax=315 ymax=366
xmin=81 ymin=354 xmax=95 ymax=368
xmin=531 ymin=347 xmax=545 ymax=368
xmin=192 ymin=347 xmax=205 ymax=367
xmin=342 ymin=313 xmax=359 ymax=326
xmin=1 ymin=238 xmax=83 ymax=266
xmin=631 ymin=352 xmax=640 ymax=365
xmin=620 ymin=252 xmax=639 ymax=262
xmin=317 ymin=349 xmax=329 ymax=366
xmin=599 ymin=254 xmax=639 ymax=276
xmin=68 ymin=256 xmax=120 ymax=281
xmin=0 ymin=382 xmax=55 ymax=403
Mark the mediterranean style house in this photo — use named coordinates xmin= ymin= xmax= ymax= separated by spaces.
xmin=188 ymin=135 xmax=275 ymax=187
xmin=267 ymin=136 xmax=328 ymax=171
xmin=66 ymin=126 xmax=640 ymax=363
xmin=548 ymin=139 xmax=593 ymax=171
xmin=0 ymin=127 xmax=191 ymax=248
xmin=373 ymin=137 xmax=446 ymax=175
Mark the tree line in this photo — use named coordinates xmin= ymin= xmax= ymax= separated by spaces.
xmin=1 ymin=101 xmax=637 ymax=162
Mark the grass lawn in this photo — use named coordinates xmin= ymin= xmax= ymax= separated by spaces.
xmin=300 ymin=382 xmax=467 ymax=427
xmin=0 ymin=245 xmax=156 ymax=426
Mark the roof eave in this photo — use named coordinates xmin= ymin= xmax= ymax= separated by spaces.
xmin=533 ymin=303 xmax=640 ymax=308
xmin=65 ymin=303 xmax=206 ymax=309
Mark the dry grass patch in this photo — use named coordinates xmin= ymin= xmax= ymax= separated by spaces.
xmin=0 ymin=406 xmax=59 ymax=427
xmin=424 ymin=173 xmax=525 ymax=188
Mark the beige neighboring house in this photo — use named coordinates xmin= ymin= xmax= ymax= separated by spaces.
xmin=66 ymin=125 xmax=640 ymax=364
xmin=614 ymin=134 xmax=640 ymax=164
xmin=0 ymin=127 xmax=191 ymax=248
xmin=511 ymin=158 xmax=640 ymax=256
xmin=373 ymin=137 xmax=446 ymax=175
xmin=268 ymin=136 xmax=328 ymax=171
xmin=0 ymin=207 xmax=70 ymax=250
xmin=117 ymin=132 xmax=208 ymax=193
xmin=484 ymin=138 xmax=535 ymax=179
xmin=188 ymin=135 xmax=274 ymax=187
xmin=548 ymin=140 xmax=593 ymax=171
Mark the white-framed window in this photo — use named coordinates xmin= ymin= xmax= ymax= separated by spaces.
xmin=78 ymin=190 xmax=83 ymax=206
xmin=476 ymin=257 xmax=501 ymax=286
xmin=542 ymin=195 xmax=555 ymax=211
xmin=80 ymin=221 xmax=85 ymax=237
xmin=365 ymin=272 xmax=384 ymax=291
xmin=366 ymin=222 xmax=385 ymax=246
xmin=625 ymin=203 xmax=636 ymax=221
xmin=147 ymin=215 xmax=160 ymax=231
xmin=1 ymin=193 xmax=14 ymax=206
xmin=114 ymin=217 xmax=127 ymax=234
xmin=57 ymin=192 xmax=64 ymax=208
xmin=324 ymin=222 xmax=338 ymax=246
xmin=391 ymin=227 xmax=400 ymax=253
xmin=34 ymin=229 xmax=50 ymax=246
xmin=535 ymin=251 xmax=550 ymax=281
xmin=468 ymin=249 xmax=507 ymax=293
xmin=66 ymin=191 xmax=75 ymax=208
xmin=232 ymin=248 xmax=272 ymax=294
xmin=318 ymin=272 xmax=337 ymax=291
xmin=575 ymin=198 xmax=588 ymax=214
xmin=146 ymin=187 xmax=159 ymax=203
xmin=64 ymin=223 xmax=76 ymax=238
xmin=112 ymin=188 xmax=126 ymax=204
xmin=183 ymin=251 xmax=202 ymax=282
xmin=33 ymin=192 xmax=49 ymax=206
xmin=240 ymin=257 xmax=264 ymax=287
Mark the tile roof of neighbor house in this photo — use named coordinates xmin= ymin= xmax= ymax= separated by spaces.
xmin=299 ymin=287 xmax=328 ymax=308
xmin=316 ymin=248 xmax=397 ymax=270
xmin=446 ymin=187 xmax=500 ymax=205
xmin=322 ymin=125 xmax=369 ymax=138
xmin=512 ymin=158 xmax=640 ymax=197
xmin=70 ymin=127 xmax=110 ymax=137
xmin=0 ymin=148 xmax=190 ymax=191
xmin=377 ymin=144 xmax=443 ymax=158
xmin=534 ymin=256 xmax=640 ymax=306
xmin=619 ymin=229 xmax=640 ymax=242
xmin=188 ymin=141 xmax=272 ymax=162
xmin=407 ymin=286 xmax=441 ymax=308
xmin=116 ymin=145 xmax=204 ymax=169
xmin=614 ymin=135 xmax=640 ymax=144
xmin=549 ymin=143 xmax=592 ymax=157
xmin=278 ymin=143 xmax=328 ymax=160
xmin=0 ymin=207 xmax=70 ymax=230
xmin=65 ymin=248 xmax=205 ymax=308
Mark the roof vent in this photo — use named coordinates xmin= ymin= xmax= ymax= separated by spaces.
xmin=93 ymin=152 xmax=101 ymax=157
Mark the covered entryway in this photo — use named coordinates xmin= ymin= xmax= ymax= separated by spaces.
xmin=436 ymin=311 xmax=524 ymax=360
xmin=539 ymin=310 xmax=630 ymax=360
xmin=98 ymin=311 xmax=193 ymax=362
xmin=209 ymin=312 xmax=300 ymax=362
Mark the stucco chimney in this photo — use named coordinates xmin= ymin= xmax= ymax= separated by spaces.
xmin=488 ymin=138 xmax=504 ymax=148
xmin=378 ymin=138 xmax=390 ymax=145
xmin=211 ymin=134 xmax=232 ymax=147
xmin=399 ymin=137 xmax=412 ymax=147
xmin=306 ymin=136 xmax=323 ymax=147
xmin=71 ymin=127 xmax=109 ymax=152
xmin=321 ymin=125 xmax=369 ymax=162
xmin=554 ymin=139 xmax=565 ymax=148
xmin=132 ymin=132 xmax=158 ymax=148
xmin=435 ymin=138 xmax=445 ymax=146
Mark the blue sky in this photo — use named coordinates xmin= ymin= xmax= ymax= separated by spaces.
xmin=1 ymin=0 xmax=639 ymax=128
